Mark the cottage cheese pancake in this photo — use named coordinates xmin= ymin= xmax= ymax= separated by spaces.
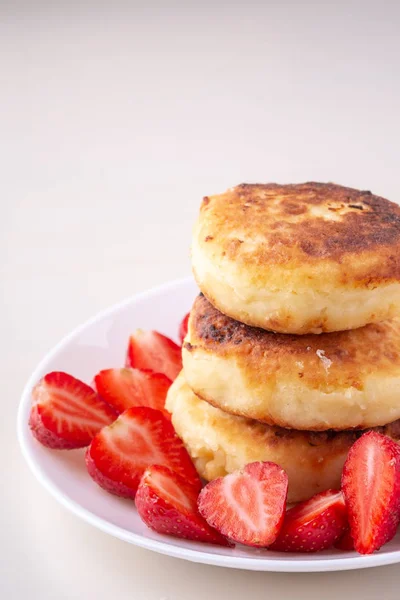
xmin=192 ymin=182 xmax=400 ymax=334
xmin=166 ymin=373 xmax=400 ymax=503
xmin=182 ymin=294 xmax=400 ymax=431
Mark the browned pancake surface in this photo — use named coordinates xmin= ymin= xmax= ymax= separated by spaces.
xmin=187 ymin=294 xmax=400 ymax=394
xmin=200 ymin=182 xmax=400 ymax=284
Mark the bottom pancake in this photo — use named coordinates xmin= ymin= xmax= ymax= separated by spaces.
xmin=166 ymin=372 xmax=400 ymax=503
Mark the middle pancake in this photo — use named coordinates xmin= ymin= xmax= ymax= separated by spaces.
xmin=183 ymin=294 xmax=400 ymax=431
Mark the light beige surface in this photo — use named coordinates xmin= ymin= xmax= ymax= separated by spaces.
xmin=2 ymin=2 xmax=400 ymax=599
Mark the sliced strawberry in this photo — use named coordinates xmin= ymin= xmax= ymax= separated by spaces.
xmin=341 ymin=430 xmax=400 ymax=555
xmin=29 ymin=371 xmax=118 ymax=449
xmin=94 ymin=368 xmax=171 ymax=415
xmin=269 ymin=489 xmax=347 ymax=553
xmin=86 ymin=407 xmax=201 ymax=499
xmin=126 ymin=330 xmax=182 ymax=381
xmin=179 ymin=313 xmax=190 ymax=344
xmin=197 ymin=462 xmax=288 ymax=547
xmin=334 ymin=528 xmax=355 ymax=551
xmin=135 ymin=465 xmax=231 ymax=546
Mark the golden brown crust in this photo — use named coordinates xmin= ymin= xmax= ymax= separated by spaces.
xmin=199 ymin=182 xmax=400 ymax=283
xmin=188 ymin=294 xmax=400 ymax=393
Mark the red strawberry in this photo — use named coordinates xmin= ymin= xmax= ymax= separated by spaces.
xmin=341 ymin=430 xmax=400 ymax=555
xmin=86 ymin=407 xmax=201 ymax=499
xmin=94 ymin=368 xmax=171 ymax=415
xmin=29 ymin=371 xmax=118 ymax=449
xmin=179 ymin=313 xmax=190 ymax=344
xmin=334 ymin=528 xmax=355 ymax=551
xmin=126 ymin=330 xmax=182 ymax=380
xmin=269 ymin=489 xmax=347 ymax=552
xmin=135 ymin=465 xmax=231 ymax=546
xmin=197 ymin=462 xmax=288 ymax=547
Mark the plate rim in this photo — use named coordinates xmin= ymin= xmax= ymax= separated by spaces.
xmin=17 ymin=276 xmax=400 ymax=572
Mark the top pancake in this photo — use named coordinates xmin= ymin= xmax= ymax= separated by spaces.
xmin=192 ymin=182 xmax=400 ymax=333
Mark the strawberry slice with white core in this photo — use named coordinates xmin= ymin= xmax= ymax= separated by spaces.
xmin=86 ymin=406 xmax=201 ymax=499
xmin=126 ymin=330 xmax=182 ymax=381
xmin=135 ymin=465 xmax=231 ymax=546
xmin=29 ymin=371 xmax=118 ymax=449
xmin=179 ymin=313 xmax=190 ymax=344
xmin=270 ymin=489 xmax=347 ymax=552
xmin=94 ymin=368 xmax=171 ymax=414
xmin=342 ymin=430 xmax=400 ymax=554
xmin=197 ymin=461 xmax=288 ymax=547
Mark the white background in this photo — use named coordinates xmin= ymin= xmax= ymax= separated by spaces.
xmin=2 ymin=2 xmax=400 ymax=598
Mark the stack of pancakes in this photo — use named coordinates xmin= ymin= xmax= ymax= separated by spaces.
xmin=166 ymin=183 xmax=400 ymax=503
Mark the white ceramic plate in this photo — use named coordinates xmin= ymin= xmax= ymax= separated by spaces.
xmin=18 ymin=276 xmax=400 ymax=572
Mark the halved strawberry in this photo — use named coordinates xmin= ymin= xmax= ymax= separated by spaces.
xmin=126 ymin=330 xmax=182 ymax=381
xmin=269 ymin=489 xmax=347 ymax=552
xmin=86 ymin=406 xmax=201 ymax=499
xmin=135 ymin=465 xmax=231 ymax=546
xmin=341 ymin=430 xmax=400 ymax=554
xmin=179 ymin=313 xmax=190 ymax=344
xmin=29 ymin=371 xmax=118 ymax=449
xmin=197 ymin=462 xmax=288 ymax=547
xmin=94 ymin=368 xmax=171 ymax=415
xmin=334 ymin=528 xmax=355 ymax=551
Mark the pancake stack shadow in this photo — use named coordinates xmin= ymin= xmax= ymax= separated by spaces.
xmin=166 ymin=182 xmax=400 ymax=503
